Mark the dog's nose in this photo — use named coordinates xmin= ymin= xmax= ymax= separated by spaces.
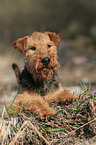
xmin=41 ymin=57 xmax=50 ymax=65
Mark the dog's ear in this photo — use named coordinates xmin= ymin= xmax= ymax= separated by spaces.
xmin=13 ymin=36 xmax=28 ymax=53
xmin=46 ymin=32 xmax=62 ymax=47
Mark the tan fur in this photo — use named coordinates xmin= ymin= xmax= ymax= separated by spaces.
xmin=11 ymin=32 xmax=77 ymax=118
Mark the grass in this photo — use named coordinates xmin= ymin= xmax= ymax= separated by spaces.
xmin=7 ymin=91 xmax=19 ymax=115
xmin=0 ymin=84 xmax=96 ymax=145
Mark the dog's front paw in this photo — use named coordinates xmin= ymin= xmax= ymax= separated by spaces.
xmin=63 ymin=96 xmax=77 ymax=105
xmin=39 ymin=108 xmax=56 ymax=119
xmin=63 ymin=95 xmax=77 ymax=103
xmin=58 ymin=89 xmax=77 ymax=104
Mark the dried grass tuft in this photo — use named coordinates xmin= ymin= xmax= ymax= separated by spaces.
xmin=0 ymin=89 xmax=96 ymax=145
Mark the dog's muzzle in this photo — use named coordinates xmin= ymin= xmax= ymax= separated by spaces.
xmin=41 ymin=57 xmax=50 ymax=65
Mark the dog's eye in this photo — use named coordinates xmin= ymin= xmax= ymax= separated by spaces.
xmin=30 ymin=47 xmax=36 ymax=50
xmin=48 ymin=45 xmax=51 ymax=48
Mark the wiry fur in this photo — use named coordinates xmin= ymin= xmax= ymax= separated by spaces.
xmin=11 ymin=32 xmax=77 ymax=118
xmin=19 ymin=66 xmax=60 ymax=96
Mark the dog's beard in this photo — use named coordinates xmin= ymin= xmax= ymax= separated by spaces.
xmin=36 ymin=68 xmax=54 ymax=80
xmin=26 ymin=59 xmax=59 ymax=81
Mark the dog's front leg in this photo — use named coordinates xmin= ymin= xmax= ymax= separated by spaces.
xmin=56 ymin=89 xmax=77 ymax=104
xmin=45 ymin=87 xmax=77 ymax=104
xmin=11 ymin=91 xmax=56 ymax=118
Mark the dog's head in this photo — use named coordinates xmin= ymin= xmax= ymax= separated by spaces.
xmin=13 ymin=32 xmax=62 ymax=81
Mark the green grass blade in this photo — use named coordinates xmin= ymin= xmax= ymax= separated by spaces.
xmin=70 ymin=107 xmax=77 ymax=111
xmin=73 ymin=138 xmax=75 ymax=145
xmin=44 ymin=127 xmax=66 ymax=132
xmin=80 ymin=83 xmax=87 ymax=91
xmin=8 ymin=91 xmax=18 ymax=114
xmin=12 ymin=108 xmax=15 ymax=131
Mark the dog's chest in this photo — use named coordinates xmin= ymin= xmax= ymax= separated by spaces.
xmin=19 ymin=67 xmax=60 ymax=96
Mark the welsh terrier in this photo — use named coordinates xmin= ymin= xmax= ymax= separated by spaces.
xmin=11 ymin=32 xmax=77 ymax=118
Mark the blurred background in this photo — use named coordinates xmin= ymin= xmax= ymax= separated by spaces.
xmin=0 ymin=0 xmax=96 ymax=109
